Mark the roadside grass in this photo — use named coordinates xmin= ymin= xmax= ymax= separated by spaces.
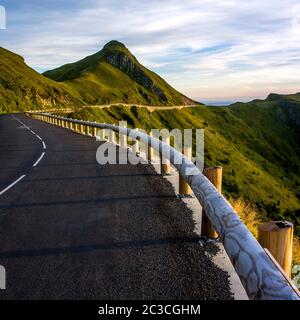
xmin=294 ymin=238 xmax=300 ymax=265
xmin=231 ymin=198 xmax=261 ymax=238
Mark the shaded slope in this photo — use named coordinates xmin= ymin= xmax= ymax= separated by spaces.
xmin=43 ymin=41 xmax=196 ymax=106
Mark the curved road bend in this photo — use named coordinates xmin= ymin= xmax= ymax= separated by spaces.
xmin=0 ymin=113 xmax=232 ymax=299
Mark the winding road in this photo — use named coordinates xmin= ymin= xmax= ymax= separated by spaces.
xmin=0 ymin=113 xmax=232 ymax=299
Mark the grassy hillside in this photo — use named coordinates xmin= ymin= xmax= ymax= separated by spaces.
xmin=66 ymin=101 xmax=300 ymax=238
xmin=43 ymin=41 xmax=196 ymax=106
xmin=0 ymin=47 xmax=84 ymax=113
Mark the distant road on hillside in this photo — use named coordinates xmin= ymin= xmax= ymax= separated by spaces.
xmin=27 ymin=104 xmax=202 ymax=115
xmin=90 ymin=103 xmax=201 ymax=112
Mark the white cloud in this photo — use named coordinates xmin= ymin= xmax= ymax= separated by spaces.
xmin=1 ymin=0 xmax=300 ymax=101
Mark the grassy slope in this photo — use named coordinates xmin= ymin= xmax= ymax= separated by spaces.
xmin=0 ymin=47 xmax=84 ymax=113
xmin=67 ymin=102 xmax=300 ymax=237
xmin=43 ymin=41 xmax=195 ymax=106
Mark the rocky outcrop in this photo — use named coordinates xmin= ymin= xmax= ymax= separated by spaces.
xmin=106 ymin=52 xmax=168 ymax=102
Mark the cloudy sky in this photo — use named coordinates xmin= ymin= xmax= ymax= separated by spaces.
xmin=1 ymin=0 xmax=300 ymax=103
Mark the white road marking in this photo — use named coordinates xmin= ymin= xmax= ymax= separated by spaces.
xmin=14 ymin=116 xmax=47 ymax=161
xmin=33 ymin=152 xmax=45 ymax=167
xmin=0 ymin=175 xmax=26 ymax=196
xmin=0 ymin=116 xmax=48 ymax=196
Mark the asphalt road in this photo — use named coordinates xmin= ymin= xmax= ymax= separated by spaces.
xmin=0 ymin=113 xmax=232 ymax=300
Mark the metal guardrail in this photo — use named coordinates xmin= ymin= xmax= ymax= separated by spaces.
xmin=28 ymin=112 xmax=300 ymax=300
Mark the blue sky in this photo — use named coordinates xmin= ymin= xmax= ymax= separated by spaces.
xmin=1 ymin=0 xmax=300 ymax=102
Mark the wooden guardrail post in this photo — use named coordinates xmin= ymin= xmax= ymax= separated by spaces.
xmin=120 ymin=133 xmax=127 ymax=148
xmin=160 ymin=135 xmax=171 ymax=175
xmin=178 ymin=146 xmax=192 ymax=196
xmin=112 ymin=130 xmax=116 ymax=143
xmin=85 ymin=125 xmax=89 ymax=135
xmin=120 ymin=128 xmax=127 ymax=149
xmin=147 ymin=131 xmax=153 ymax=162
xmin=258 ymin=221 xmax=293 ymax=278
xmin=108 ymin=129 xmax=115 ymax=143
xmin=134 ymin=128 xmax=140 ymax=156
xmin=201 ymin=166 xmax=221 ymax=239
xmin=92 ymin=126 xmax=97 ymax=138
xmin=100 ymin=128 xmax=105 ymax=140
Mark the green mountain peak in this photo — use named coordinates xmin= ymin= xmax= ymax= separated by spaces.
xmin=43 ymin=41 xmax=196 ymax=106
xmin=103 ymin=40 xmax=127 ymax=50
